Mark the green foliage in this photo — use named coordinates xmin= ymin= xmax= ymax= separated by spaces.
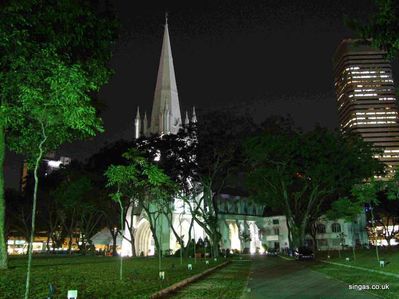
xmin=347 ymin=0 xmax=399 ymax=58
xmin=352 ymin=178 xmax=381 ymax=206
xmin=0 ymin=0 xmax=118 ymax=160
xmin=105 ymin=149 xmax=176 ymax=201
xmin=326 ymin=197 xmax=364 ymax=222
xmin=244 ymin=127 xmax=383 ymax=246
xmin=0 ymin=0 xmax=118 ymax=290
xmin=5 ymin=46 xmax=103 ymax=161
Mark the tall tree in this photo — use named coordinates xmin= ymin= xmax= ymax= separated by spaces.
xmin=105 ymin=149 xmax=175 ymax=280
xmin=194 ymin=111 xmax=257 ymax=257
xmin=0 ymin=2 xmax=117 ymax=297
xmin=86 ymin=140 xmax=133 ymax=255
xmin=134 ymin=125 xmax=199 ymax=257
xmin=245 ymin=127 xmax=383 ymax=248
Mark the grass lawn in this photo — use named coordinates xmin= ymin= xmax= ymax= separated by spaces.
xmin=167 ymin=259 xmax=251 ymax=299
xmin=0 ymin=255 xmax=225 ymax=299
xmin=311 ymin=248 xmax=399 ymax=299
xmin=315 ymin=248 xmax=399 ymax=274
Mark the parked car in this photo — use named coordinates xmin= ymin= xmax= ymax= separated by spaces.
xmin=294 ymin=247 xmax=314 ymax=260
xmin=266 ymin=248 xmax=278 ymax=256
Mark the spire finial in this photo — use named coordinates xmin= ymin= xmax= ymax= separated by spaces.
xmin=165 ymin=12 xmax=168 ymax=25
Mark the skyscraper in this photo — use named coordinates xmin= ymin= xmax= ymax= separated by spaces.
xmin=333 ymin=39 xmax=399 ymax=171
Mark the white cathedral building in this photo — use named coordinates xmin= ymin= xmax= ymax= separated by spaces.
xmin=92 ymin=17 xmax=369 ymax=256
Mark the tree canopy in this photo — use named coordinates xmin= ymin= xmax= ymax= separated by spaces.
xmin=347 ymin=0 xmax=399 ymax=58
xmin=244 ymin=127 xmax=383 ymax=248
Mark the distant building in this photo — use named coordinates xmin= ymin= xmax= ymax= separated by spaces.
xmin=20 ymin=154 xmax=71 ymax=192
xmin=333 ymin=39 xmax=399 ymax=172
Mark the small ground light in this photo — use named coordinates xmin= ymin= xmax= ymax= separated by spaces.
xmin=205 ymin=260 xmax=209 ymax=265
xmin=214 ymin=258 xmax=217 ymax=262
xmin=327 ymin=255 xmax=330 ymax=259
xmin=187 ymin=264 xmax=192 ymax=270
xmin=345 ymin=257 xmax=350 ymax=262
xmin=380 ymin=260 xmax=385 ymax=267
xmin=159 ymin=271 xmax=165 ymax=280
xmin=67 ymin=290 xmax=78 ymax=299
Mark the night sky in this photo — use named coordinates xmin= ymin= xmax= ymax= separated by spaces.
xmin=5 ymin=0 xmax=390 ymax=188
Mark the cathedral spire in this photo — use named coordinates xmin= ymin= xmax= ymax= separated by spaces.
xmin=150 ymin=14 xmax=182 ymax=135
xmin=184 ymin=110 xmax=190 ymax=126
xmin=191 ymin=106 xmax=197 ymax=123
xmin=143 ymin=112 xmax=148 ymax=137
xmin=134 ymin=106 xmax=141 ymax=139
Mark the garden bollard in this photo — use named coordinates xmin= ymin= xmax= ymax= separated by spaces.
xmin=159 ymin=271 xmax=165 ymax=280
xmin=67 ymin=290 xmax=78 ymax=299
xmin=188 ymin=264 xmax=192 ymax=270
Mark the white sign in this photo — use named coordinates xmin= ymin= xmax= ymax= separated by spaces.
xmin=266 ymin=236 xmax=279 ymax=241
xmin=67 ymin=290 xmax=78 ymax=299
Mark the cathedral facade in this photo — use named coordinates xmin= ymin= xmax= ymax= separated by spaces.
xmin=117 ymin=18 xmax=368 ymax=257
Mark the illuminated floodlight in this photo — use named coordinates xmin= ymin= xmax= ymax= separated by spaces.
xmin=47 ymin=160 xmax=63 ymax=168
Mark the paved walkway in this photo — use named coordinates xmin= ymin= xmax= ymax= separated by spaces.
xmin=241 ymin=256 xmax=377 ymax=299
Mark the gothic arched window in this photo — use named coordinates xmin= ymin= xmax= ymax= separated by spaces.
xmin=317 ymin=224 xmax=326 ymax=234
xmin=331 ymin=223 xmax=341 ymax=233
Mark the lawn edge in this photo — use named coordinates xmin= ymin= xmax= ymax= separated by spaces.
xmin=320 ymin=260 xmax=399 ymax=278
xmin=239 ymin=260 xmax=252 ymax=299
xmin=149 ymin=260 xmax=230 ymax=299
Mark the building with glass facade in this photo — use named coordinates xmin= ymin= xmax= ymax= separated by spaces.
xmin=333 ymin=39 xmax=399 ymax=171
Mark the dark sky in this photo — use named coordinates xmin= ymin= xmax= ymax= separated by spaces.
xmin=5 ymin=0 xmax=385 ymax=187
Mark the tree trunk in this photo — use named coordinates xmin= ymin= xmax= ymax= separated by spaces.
xmin=184 ymin=217 xmax=195 ymax=258
xmin=143 ymin=205 xmax=160 ymax=254
xmin=118 ymin=201 xmax=123 ymax=280
xmin=0 ymin=124 xmax=7 ymax=269
xmin=211 ymin=234 xmax=220 ymax=257
xmin=111 ymin=231 xmax=118 ymax=256
xmin=67 ymin=233 xmax=73 ymax=254
xmin=24 ymin=124 xmax=47 ymax=299
xmin=128 ymin=210 xmax=136 ymax=257
xmin=369 ymin=202 xmax=380 ymax=263
xmin=46 ymin=234 xmax=51 ymax=253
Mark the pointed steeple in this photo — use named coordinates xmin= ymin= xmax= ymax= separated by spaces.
xmin=136 ymin=106 xmax=141 ymax=119
xmin=191 ymin=106 xmax=197 ymax=123
xmin=134 ymin=107 xmax=141 ymax=139
xmin=184 ymin=110 xmax=190 ymax=126
xmin=143 ymin=112 xmax=148 ymax=136
xmin=150 ymin=14 xmax=182 ymax=135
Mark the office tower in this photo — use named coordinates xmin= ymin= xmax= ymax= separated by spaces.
xmin=333 ymin=39 xmax=399 ymax=171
